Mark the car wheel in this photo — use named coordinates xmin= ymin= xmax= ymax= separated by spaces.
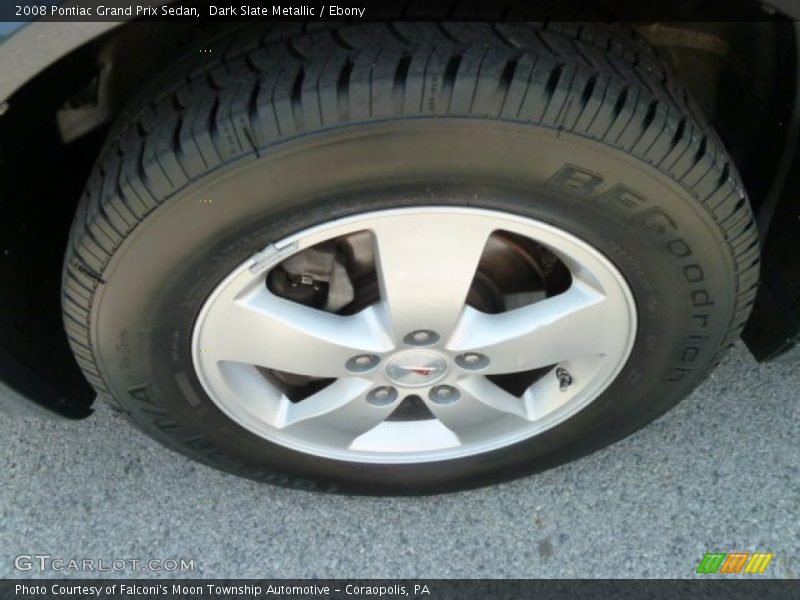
xmin=62 ymin=22 xmax=759 ymax=494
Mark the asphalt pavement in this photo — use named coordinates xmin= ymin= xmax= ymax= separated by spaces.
xmin=1 ymin=343 xmax=797 ymax=579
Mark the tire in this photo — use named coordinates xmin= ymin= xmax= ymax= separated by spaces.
xmin=62 ymin=21 xmax=759 ymax=494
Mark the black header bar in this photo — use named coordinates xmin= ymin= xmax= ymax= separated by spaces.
xmin=0 ymin=0 xmax=793 ymax=23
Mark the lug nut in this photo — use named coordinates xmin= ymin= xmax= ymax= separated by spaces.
xmin=429 ymin=385 xmax=460 ymax=405
xmin=455 ymin=352 xmax=490 ymax=370
xmin=346 ymin=354 xmax=380 ymax=373
xmin=403 ymin=330 xmax=440 ymax=346
xmin=366 ymin=386 xmax=398 ymax=407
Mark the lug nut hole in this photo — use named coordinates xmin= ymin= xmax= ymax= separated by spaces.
xmin=429 ymin=385 xmax=460 ymax=405
xmin=403 ymin=330 xmax=440 ymax=346
xmin=366 ymin=386 xmax=398 ymax=407
xmin=346 ymin=354 xmax=380 ymax=373
xmin=455 ymin=352 xmax=490 ymax=370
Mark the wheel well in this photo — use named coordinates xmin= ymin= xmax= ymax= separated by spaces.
xmin=0 ymin=18 xmax=796 ymax=417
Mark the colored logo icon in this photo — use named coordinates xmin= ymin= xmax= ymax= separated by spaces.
xmin=696 ymin=552 xmax=773 ymax=574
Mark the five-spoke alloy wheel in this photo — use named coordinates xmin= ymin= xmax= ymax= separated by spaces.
xmin=192 ymin=208 xmax=637 ymax=463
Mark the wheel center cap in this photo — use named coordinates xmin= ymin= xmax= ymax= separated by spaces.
xmin=386 ymin=351 xmax=448 ymax=387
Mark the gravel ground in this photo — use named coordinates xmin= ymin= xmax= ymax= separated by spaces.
xmin=0 ymin=343 xmax=797 ymax=579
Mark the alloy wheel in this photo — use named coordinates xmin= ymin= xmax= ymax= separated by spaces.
xmin=192 ymin=207 xmax=637 ymax=463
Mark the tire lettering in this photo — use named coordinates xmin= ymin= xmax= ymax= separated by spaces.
xmin=667 ymin=239 xmax=692 ymax=258
xmin=546 ymin=163 xmax=718 ymax=385
xmin=129 ymin=384 xmax=167 ymax=416
xmin=684 ymin=264 xmax=705 ymax=283
xmin=630 ymin=207 xmax=678 ymax=235
xmin=691 ymin=289 xmax=714 ymax=308
xmin=595 ymin=184 xmax=645 ymax=211
xmin=546 ymin=164 xmax=604 ymax=197
xmin=681 ymin=345 xmax=700 ymax=362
